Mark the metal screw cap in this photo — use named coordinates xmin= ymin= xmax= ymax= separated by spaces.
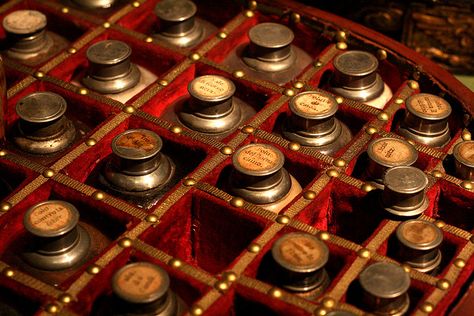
xmin=16 ymin=92 xmax=67 ymax=124
xmin=111 ymin=129 xmax=163 ymax=161
xmin=453 ymin=141 xmax=474 ymax=180
xmin=232 ymin=143 xmax=285 ymax=177
xmin=24 ymin=200 xmax=78 ymax=238
xmin=3 ymin=10 xmax=46 ymax=35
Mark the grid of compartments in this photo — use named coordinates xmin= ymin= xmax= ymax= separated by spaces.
xmin=0 ymin=0 xmax=473 ymax=315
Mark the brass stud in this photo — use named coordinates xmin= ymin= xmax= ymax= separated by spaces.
xmin=357 ymin=248 xmax=371 ymax=258
xmin=336 ymin=42 xmax=347 ymax=50
xmin=248 ymin=243 xmax=261 ymax=253
xmin=420 ymin=302 xmax=434 ymax=314
xmin=335 ymin=31 xmax=347 ymax=42
xmin=453 ymin=258 xmax=466 ymax=268
xmin=220 ymin=146 xmax=233 ymax=155
xmin=0 ymin=202 xmax=11 ymax=212
xmin=43 ymin=169 xmax=55 ymax=178
xmin=118 ymin=237 xmax=132 ymax=248
xmin=401 ymin=264 xmax=411 ymax=273
xmin=317 ymin=231 xmax=330 ymax=241
xmin=34 ymin=71 xmax=44 ymax=78
xmin=61 ymin=7 xmax=69 ymax=14
xmin=436 ymin=279 xmax=450 ymax=290
xmin=183 ymin=178 xmax=196 ymax=186
xmin=87 ymin=265 xmax=100 ymax=274
xmin=169 ymin=258 xmax=182 ymax=268
xmin=378 ymin=112 xmax=389 ymax=121
xmin=123 ymin=105 xmax=135 ymax=114
xmin=395 ymin=98 xmax=404 ymax=104
xmin=461 ymin=181 xmax=473 ymax=190
xmin=366 ymin=126 xmax=377 ymax=135
xmin=322 ymin=297 xmax=335 ymax=309
xmin=145 ymin=214 xmax=159 ymax=223
xmin=335 ymin=96 xmax=344 ymax=104
xmin=276 ymin=215 xmax=290 ymax=225
xmin=223 ymin=271 xmax=237 ymax=282
xmin=233 ymin=70 xmax=245 ymax=78
xmin=0 ymin=150 xmax=6 ymax=157
xmin=291 ymin=12 xmax=301 ymax=24
xmin=215 ymin=280 xmax=229 ymax=292
xmin=170 ymin=125 xmax=182 ymax=134
xmin=431 ymin=170 xmax=443 ymax=178
xmin=408 ymin=80 xmax=419 ymax=90
xmin=190 ymin=53 xmax=201 ymax=61
xmin=293 ymin=81 xmax=304 ymax=89
xmin=376 ymin=49 xmax=387 ymax=60
xmin=158 ymin=79 xmax=169 ymax=86
xmin=67 ymin=47 xmax=77 ymax=54
xmin=288 ymin=142 xmax=300 ymax=151
xmin=314 ymin=60 xmax=323 ymax=67
xmin=434 ymin=220 xmax=446 ymax=228
xmin=333 ymin=158 xmax=346 ymax=167
xmin=190 ymin=305 xmax=203 ymax=316
xmin=85 ymin=138 xmax=97 ymax=146
xmin=144 ymin=37 xmax=153 ymax=43
xmin=59 ymin=294 xmax=72 ymax=304
xmin=269 ymin=287 xmax=282 ymax=298
xmin=244 ymin=10 xmax=254 ymax=18
xmin=326 ymin=169 xmax=339 ymax=177
xmin=248 ymin=0 xmax=257 ymax=10
xmin=303 ymin=190 xmax=316 ymax=200
xmin=103 ymin=22 xmax=111 ymax=28
xmin=230 ymin=197 xmax=244 ymax=208
xmin=314 ymin=307 xmax=328 ymax=316
xmin=241 ymin=125 xmax=255 ymax=134
xmin=92 ymin=191 xmax=105 ymax=200
xmin=45 ymin=303 xmax=59 ymax=314
xmin=132 ymin=1 xmax=140 ymax=7
xmin=79 ymin=88 xmax=88 ymax=95
xmin=361 ymin=183 xmax=375 ymax=192
xmin=217 ymin=32 xmax=227 ymax=39
xmin=3 ymin=268 xmax=14 ymax=277
xmin=462 ymin=131 xmax=472 ymax=141
xmin=284 ymin=88 xmax=295 ymax=97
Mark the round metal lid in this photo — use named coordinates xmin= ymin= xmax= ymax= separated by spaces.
xmin=86 ymin=40 xmax=132 ymax=65
xmin=23 ymin=200 xmax=79 ymax=238
xmin=383 ymin=166 xmax=428 ymax=194
xmin=248 ymin=22 xmax=294 ymax=49
xmin=396 ymin=219 xmax=443 ymax=250
xmin=16 ymin=92 xmax=67 ymax=123
xmin=289 ymin=91 xmax=338 ymax=120
xmin=272 ymin=232 xmax=329 ymax=273
xmin=3 ymin=10 xmax=47 ymax=35
xmin=359 ymin=262 xmax=410 ymax=299
xmin=232 ymin=143 xmax=285 ymax=177
xmin=154 ymin=0 xmax=197 ymax=22
xmin=367 ymin=137 xmax=418 ymax=168
xmin=188 ymin=75 xmax=236 ymax=102
xmin=112 ymin=262 xmax=170 ymax=304
xmin=333 ymin=51 xmax=379 ymax=77
xmin=112 ymin=129 xmax=163 ymax=161
xmin=405 ymin=93 xmax=452 ymax=120
xmin=453 ymin=141 xmax=474 ymax=168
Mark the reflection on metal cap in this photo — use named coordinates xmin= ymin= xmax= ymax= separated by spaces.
xmin=155 ymin=0 xmax=196 ymax=22
xmin=87 ymin=40 xmax=132 ymax=65
xmin=359 ymin=262 xmax=410 ymax=299
xmin=16 ymin=92 xmax=67 ymax=123
xmin=384 ymin=166 xmax=428 ymax=194
xmin=248 ymin=23 xmax=294 ymax=49
xmin=3 ymin=10 xmax=47 ymax=35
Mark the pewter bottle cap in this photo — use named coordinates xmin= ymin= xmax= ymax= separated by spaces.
xmin=103 ymin=129 xmax=175 ymax=193
xmin=229 ymin=143 xmax=291 ymax=204
xmin=396 ymin=219 xmax=443 ymax=273
xmin=453 ymin=141 xmax=474 ymax=181
xmin=14 ymin=92 xmax=76 ymax=155
xmin=2 ymin=10 xmax=51 ymax=60
xmin=271 ymin=232 xmax=330 ymax=293
xmin=83 ymin=40 xmax=140 ymax=94
xmin=330 ymin=51 xmax=384 ymax=102
xmin=71 ymin=0 xmax=115 ymax=9
xmin=111 ymin=262 xmax=181 ymax=316
xmin=22 ymin=200 xmax=91 ymax=271
xmin=359 ymin=262 xmax=410 ymax=315
xmin=244 ymin=22 xmax=296 ymax=73
xmin=178 ymin=75 xmax=241 ymax=134
xmin=398 ymin=93 xmax=451 ymax=147
xmin=366 ymin=137 xmax=418 ymax=182
xmin=382 ymin=166 xmax=429 ymax=217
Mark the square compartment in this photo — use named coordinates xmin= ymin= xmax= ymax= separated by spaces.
xmin=435 ymin=179 xmax=474 ymax=232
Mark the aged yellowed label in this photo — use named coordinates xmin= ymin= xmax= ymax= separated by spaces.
xmin=279 ymin=236 xmax=322 ymax=267
xmin=29 ymin=203 xmax=71 ymax=232
xmin=409 ymin=94 xmax=450 ymax=116
xmin=116 ymin=131 xmax=157 ymax=152
xmin=293 ymin=93 xmax=333 ymax=116
xmin=458 ymin=142 xmax=474 ymax=163
xmin=191 ymin=76 xmax=232 ymax=99
xmin=116 ymin=265 xmax=163 ymax=299
xmin=401 ymin=222 xmax=437 ymax=245
xmin=372 ymin=139 xmax=413 ymax=164
xmin=237 ymin=145 xmax=279 ymax=172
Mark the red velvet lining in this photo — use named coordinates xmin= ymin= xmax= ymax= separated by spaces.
xmin=435 ymin=179 xmax=474 ymax=232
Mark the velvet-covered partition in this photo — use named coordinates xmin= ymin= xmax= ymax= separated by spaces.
xmin=0 ymin=0 xmax=472 ymax=315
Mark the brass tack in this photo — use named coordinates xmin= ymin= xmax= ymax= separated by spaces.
xmin=461 ymin=181 xmax=473 ymax=190
xmin=3 ymin=268 xmax=14 ymax=277
xmin=0 ymin=150 xmax=6 ymax=156
xmin=303 ymin=190 xmax=316 ymax=200
xmin=87 ymin=265 xmax=100 ymax=274
xmin=59 ymin=294 xmax=72 ymax=304
xmin=434 ymin=220 xmax=446 ymax=228
xmin=322 ymin=297 xmax=335 ymax=308
xmin=269 ymin=287 xmax=282 ymax=298
xmin=79 ymin=88 xmax=88 ymax=95
xmin=314 ymin=307 xmax=328 ymax=316
xmin=144 ymin=37 xmax=153 ymax=43
xmin=217 ymin=32 xmax=227 ymax=39
xmin=241 ymin=125 xmax=255 ymax=134
xmin=401 ymin=264 xmax=411 ymax=273
xmin=215 ymin=280 xmax=229 ymax=291
xmin=336 ymin=42 xmax=347 ymax=50
xmin=333 ymin=158 xmax=346 ymax=167
xmin=158 ymin=79 xmax=169 ymax=86
xmin=190 ymin=305 xmax=203 ymax=315
xmin=335 ymin=30 xmax=347 ymax=42
xmin=284 ymin=88 xmax=295 ymax=97
xmin=462 ymin=131 xmax=472 ymax=141
xmin=293 ymin=81 xmax=304 ymax=89
xmin=132 ymin=1 xmax=140 ymax=7
xmin=103 ymin=22 xmax=111 ymax=28
xmin=45 ymin=303 xmax=59 ymax=314
xmin=233 ymin=70 xmax=245 ymax=78
xmin=317 ymin=231 xmax=330 ymax=241
xmin=335 ymin=96 xmax=344 ymax=104
xmin=247 ymin=0 xmax=257 ymax=10
xmin=43 ymin=169 xmax=55 ymax=178
xmin=183 ymin=178 xmax=196 ymax=186
xmin=123 ymin=105 xmax=135 ymax=114
xmin=248 ymin=243 xmax=261 ymax=253
xmin=223 ymin=271 xmax=237 ymax=282
xmin=244 ymin=10 xmax=254 ymax=18
xmin=431 ymin=170 xmax=443 ymax=178
xmin=408 ymin=80 xmax=419 ymax=90
xmin=291 ymin=12 xmax=301 ymax=24
xmin=92 ymin=191 xmax=104 ymax=200
xmin=395 ymin=98 xmax=404 ymax=104
xmin=378 ymin=112 xmax=389 ymax=121
xmin=420 ymin=302 xmax=434 ymax=313
xmin=170 ymin=126 xmax=182 ymax=134
xmin=436 ymin=279 xmax=450 ymax=290
xmin=326 ymin=169 xmax=339 ymax=177
xmin=118 ymin=238 xmax=132 ymax=248
xmin=453 ymin=258 xmax=466 ymax=268
xmin=145 ymin=214 xmax=159 ymax=223
xmin=314 ymin=61 xmax=323 ymax=67
xmin=169 ymin=258 xmax=182 ymax=268
xmin=220 ymin=146 xmax=233 ymax=155
xmin=190 ymin=53 xmax=201 ymax=61
xmin=276 ymin=215 xmax=290 ymax=225
xmin=85 ymin=138 xmax=97 ymax=146
xmin=230 ymin=197 xmax=244 ymax=208
xmin=357 ymin=248 xmax=371 ymax=258
xmin=0 ymin=202 xmax=12 ymax=212
xmin=288 ymin=142 xmax=300 ymax=151
xmin=366 ymin=126 xmax=377 ymax=135
xmin=61 ymin=7 xmax=69 ymax=14
xmin=34 ymin=71 xmax=44 ymax=78
xmin=361 ymin=183 xmax=375 ymax=192
xmin=376 ymin=49 xmax=387 ymax=60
